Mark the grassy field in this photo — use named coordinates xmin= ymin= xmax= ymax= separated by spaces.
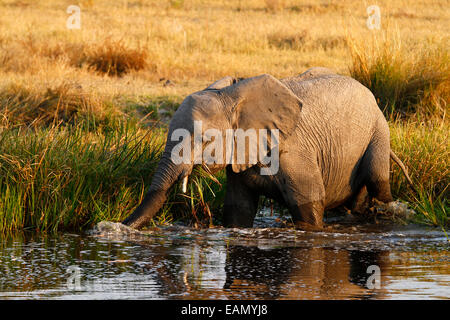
xmin=0 ymin=0 xmax=448 ymax=232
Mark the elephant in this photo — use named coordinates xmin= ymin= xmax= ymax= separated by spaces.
xmin=122 ymin=67 xmax=414 ymax=230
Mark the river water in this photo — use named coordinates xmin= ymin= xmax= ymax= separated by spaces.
xmin=0 ymin=214 xmax=448 ymax=300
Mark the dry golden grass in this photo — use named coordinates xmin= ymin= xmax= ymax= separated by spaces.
xmin=0 ymin=79 xmax=127 ymax=127
xmin=79 ymin=39 xmax=148 ymax=77
xmin=348 ymin=30 xmax=449 ymax=118
xmin=0 ymin=0 xmax=447 ymax=98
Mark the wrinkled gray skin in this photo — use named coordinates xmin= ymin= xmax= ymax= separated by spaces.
xmin=123 ymin=67 xmax=395 ymax=230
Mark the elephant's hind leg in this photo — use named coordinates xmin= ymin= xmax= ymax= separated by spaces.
xmin=362 ymin=127 xmax=393 ymax=204
xmin=350 ymin=185 xmax=371 ymax=215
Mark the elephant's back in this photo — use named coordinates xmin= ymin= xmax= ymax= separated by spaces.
xmin=286 ymin=75 xmax=383 ymax=206
xmin=284 ymin=74 xmax=379 ymax=116
xmin=286 ymin=74 xmax=380 ymax=147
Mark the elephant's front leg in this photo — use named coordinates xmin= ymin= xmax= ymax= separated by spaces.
xmin=280 ymin=159 xmax=326 ymax=230
xmin=223 ymin=168 xmax=260 ymax=228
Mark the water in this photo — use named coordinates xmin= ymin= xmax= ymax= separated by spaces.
xmin=0 ymin=214 xmax=448 ymax=300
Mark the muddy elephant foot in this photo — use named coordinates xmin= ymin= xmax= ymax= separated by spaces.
xmin=290 ymin=201 xmax=324 ymax=231
xmin=294 ymin=221 xmax=324 ymax=231
xmin=350 ymin=186 xmax=373 ymax=216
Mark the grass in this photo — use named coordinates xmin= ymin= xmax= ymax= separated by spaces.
xmin=0 ymin=122 xmax=162 ymax=233
xmin=348 ymin=31 xmax=449 ymax=118
xmin=0 ymin=0 xmax=448 ymax=232
xmin=390 ymin=119 xmax=449 ymax=227
xmin=79 ymin=39 xmax=148 ymax=77
xmin=0 ymin=120 xmax=225 ymax=233
xmin=0 ymin=81 xmax=113 ymax=127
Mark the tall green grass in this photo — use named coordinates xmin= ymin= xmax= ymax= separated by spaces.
xmin=0 ymin=121 xmax=225 ymax=233
xmin=0 ymin=123 xmax=158 ymax=232
xmin=390 ymin=119 xmax=449 ymax=227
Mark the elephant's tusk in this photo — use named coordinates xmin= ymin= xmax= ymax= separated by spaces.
xmin=181 ymin=176 xmax=188 ymax=193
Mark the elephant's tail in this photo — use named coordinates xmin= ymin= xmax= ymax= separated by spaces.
xmin=390 ymin=150 xmax=417 ymax=194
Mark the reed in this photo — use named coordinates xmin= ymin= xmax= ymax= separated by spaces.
xmin=390 ymin=118 xmax=449 ymax=227
xmin=0 ymin=120 xmax=223 ymax=233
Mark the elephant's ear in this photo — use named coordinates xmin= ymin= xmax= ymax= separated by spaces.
xmin=224 ymin=74 xmax=303 ymax=173
xmin=204 ymin=76 xmax=236 ymax=90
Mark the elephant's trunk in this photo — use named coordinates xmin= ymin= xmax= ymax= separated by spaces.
xmin=122 ymin=147 xmax=191 ymax=229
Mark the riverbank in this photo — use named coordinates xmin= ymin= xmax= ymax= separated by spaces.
xmin=0 ymin=98 xmax=447 ymax=233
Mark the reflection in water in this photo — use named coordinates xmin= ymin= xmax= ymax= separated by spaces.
xmin=0 ymin=225 xmax=448 ymax=300
xmin=223 ymin=246 xmax=387 ymax=299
